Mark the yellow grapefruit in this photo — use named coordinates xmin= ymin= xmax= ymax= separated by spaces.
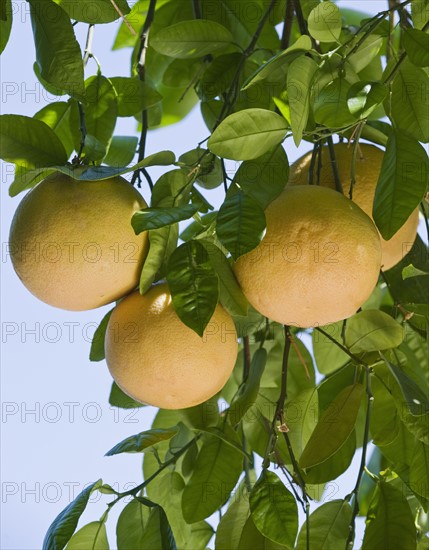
xmin=105 ymin=283 xmax=238 ymax=409
xmin=9 ymin=172 xmax=149 ymax=310
xmin=233 ymin=186 xmax=382 ymax=328
xmin=288 ymin=142 xmax=419 ymax=270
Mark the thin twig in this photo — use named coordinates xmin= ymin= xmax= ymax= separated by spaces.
xmin=109 ymin=0 xmax=136 ymax=35
xmin=243 ymin=336 xmax=251 ymax=381
xmin=192 ymin=0 xmax=202 ymax=19
xmin=349 ymin=121 xmax=365 ymax=199
xmin=315 ymin=327 xmax=366 ymax=365
xmin=281 ymin=0 xmax=294 ymax=49
xmin=77 ymin=102 xmax=87 ymax=160
xmin=83 ymin=24 xmax=95 ymax=67
xmin=131 ymin=0 xmax=157 ymax=188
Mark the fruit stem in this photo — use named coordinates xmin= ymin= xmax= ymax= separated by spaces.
xmin=77 ymin=102 xmax=87 ymax=161
xmin=349 ymin=121 xmax=365 ymax=200
xmin=326 ymin=136 xmax=343 ymax=194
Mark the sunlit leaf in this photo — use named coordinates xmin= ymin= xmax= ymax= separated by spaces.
xmin=308 ymin=1 xmax=341 ymax=43
xmin=208 ymin=109 xmax=288 ymax=161
xmin=65 ymin=522 xmax=108 ymax=550
xmin=345 ymin=310 xmax=404 ymax=353
xmin=106 ymin=427 xmax=179 ymax=456
xmin=403 ymin=28 xmax=429 ymax=67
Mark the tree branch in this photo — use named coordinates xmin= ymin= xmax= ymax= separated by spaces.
xmin=281 ymin=0 xmax=294 ymax=50
xmin=131 ymin=0 xmax=157 ymax=189
xmin=326 ymin=135 xmax=343 ymax=194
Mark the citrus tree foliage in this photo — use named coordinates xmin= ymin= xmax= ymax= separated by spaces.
xmin=2 ymin=0 xmax=429 ymax=548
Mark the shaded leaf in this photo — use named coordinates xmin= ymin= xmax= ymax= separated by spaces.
xmin=182 ymin=432 xmax=243 ymax=523
xmin=151 ymin=19 xmax=233 ymax=59
xmin=215 ymin=493 xmax=250 ymax=550
xmin=389 ymin=60 xmax=429 ymax=142
xmin=109 ymin=382 xmax=145 ymax=409
xmin=132 ymin=203 xmax=200 ymax=233
xmin=200 ymin=240 xmax=248 ymax=317
xmin=103 ymin=136 xmax=138 ymax=167
xmin=110 ymin=77 xmax=162 ymax=117
xmin=208 ymin=109 xmax=288 ymax=161
xmin=362 ymin=481 xmax=417 ymax=550
xmin=166 ymin=240 xmax=219 ymax=336
xmin=239 ymin=515 xmax=290 ymax=549
xmin=0 ymin=0 xmax=11 ymax=53
xmin=314 ymin=78 xmax=357 ymax=128
xmin=116 ymin=500 xmax=149 ymax=549
xmin=402 ymin=264 xmax=429 ymax=280
xmin=29 ymin=0 xmax=84 ymax=99
xmin=0 ymin=114 xmax=68 ymax=168
xmin=65 ymin=522 xmax=108 ymax=550
xmin=287 ymin=56 xmax=318 ymax=146
xmin=313 ymin=322 xmax=349 ymax=375
xmin=34 ymin=101 xmax=77 ymax=158
xmin=345 ymin=310 xmax=404 ymax=353
xmin=410 ymin=441 xmax=429 ymax=500
xmin=53 ymin=0 xmax=130 ymax=23
xmin=372 ymin=131 xmax=429 ymax=240
xmin=139 ymin=225 xmax=178 ymax=294
xmin=230 ymin=144 xmax=289 ymax=209
xmin=386 ymin=361 xmax=429 ymax=417
xmin=43 ymin=480 xmax=102 ymax=550
xmin=403 ymin=28 xmax=429 ymax=67
xmin=106 ymin=427 xmax=179 ymax=456
xmin=300 ymin=384 xmax=364 ymax=469
xmin=89 ymin=309 xmax=113 ymax=362
xmin=217 ymin=191 xmax=266 ymax=260
xmin=347 ymin=81 xmax=388 ymax=119
xmin=296 ymin=500 xmax=353 ymax=550
xmin=249 ymin=470 xmax=298 ymax=548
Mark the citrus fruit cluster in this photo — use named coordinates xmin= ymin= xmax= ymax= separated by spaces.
xmin=8 ymin=144 xmax=418 ymax=409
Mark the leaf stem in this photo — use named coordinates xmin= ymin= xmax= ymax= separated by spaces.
xmin=243 ymin=335 xmax=251 ymax=381
xmin=107 ymin=435 xmax=199 ymax=508
xmin=131 ymin=0 xmax=157 ymax=189
xmin=346 ymin=367 xmax=374 ymax=549
xmin=83 ymin=24 xmax=95 ymax=67
xmin=315 ymin=327 xmax=366 ymax=366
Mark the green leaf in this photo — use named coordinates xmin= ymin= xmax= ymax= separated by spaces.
xmin=151 ymin=169 xmax=191 ymax=207
xmin=389 ymin=60 xmax=429 ymax=142
xmin=313 ymin=322 xmax=349 ymax=375
xmin=65 ymin=522 xmax=108 ymax=550
xmin=53 ymin=0 xmax=130 ymax=23
xmin=0 ymin=0 xmax=12 ymax=54
xmin=198 ymin=52 xmax=242 ymax=101
xmin=346 ymin=34 xmax=383 ymax=74
xmin=228 ymin=348 xmax=267 ymax=425
xmin=151 ymin=19 xmax=233 ymax=59
xmin=200 ymin=240 xmax=248 ymax=317
xmin=411 ymin=0 xmax=429 ymax=29
xmin=345 ymin=310 xmax=404 ymax=353
xmin=347 ymin=81 xmax=388 ymax=119
xmin=89 ymin=309 xmax=113 ymax=362
xmin=179 ymin=149 xmax=223 ymax=190
xmin=0 ymin=114 xmax=68 ymax=168
xmin=139 ymin=225 xmax=178 ymax=294
xmin=116 ymin=500 xmax=149 ymax=549
xmin=410 ymin=441 xmax=429 ymax=500
xmin=140 ymin=505 xmax=177 ymax=550
xmin=110 ymin=77 xmax=162 ymax=117
xmin=132 ymin=203 xmax=200 ymax=233
xmin=216 ymin=191 xmax=266 ymax=260
xmin=308 ymin=1 xmax=342 ymax=43
xmin=215 ymin=493 xmax=250 ymax=549
xmin=29 ymin=0 xmax=84 ymax=100
xmin=286 ymin=388 xmax=319 ymax=459
xmin=34 ymin=101 xmax=77 ymax=158
xmin=249 ymin=470 xmax=298 ymax=548
xmin=166 ymin=240 xmax=219 ymax=337
xmin=313 ymin=78 xmax=357 ymax=128
xmin=9 ymin=166 xmax=56 ymax=197
xmin=370 ymin=375 xmax=400 ymax=446
xmin=182 ymin=432 xmax=243 ymax=523
xmin=208 ymin=109 xmax=288 ymax=161
xmin=373 ymin=131 xmax=429 ymax=240
xmin=106 ymin=427 xmax=179 ymax=456
xmin=230 ymin=144 xmax=289 ymax=209
xmin=300 ymin=384 xmax=364 ymax=469
xmin=403 ymin=28 xmax=429 ymax=68
xmin=287 ymin=56 xmax=319 ymax=146
xmin=295 ymin=500 xmax=353 ymax=550
xmin=386 ymin=361 xmax=429 ymax=417
xmin=402 ymin=264 xmax=429 ymax=280
xmin=103 ymin=136 xmax=138 ymax=167
xmin=362 ymin=481 xmax=417 ymax=550
xmin=43 ymin=480 xmax=102 ymax=550
xmin=239 ymin=516 xmax=290 ymax=549
xmin=109 ymin=382 xmax=145 ymax=409
xmin=81 ymin=75 xmax=118 ymax=157
xmin=241 ymin=35 xmax=312 ymax=91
